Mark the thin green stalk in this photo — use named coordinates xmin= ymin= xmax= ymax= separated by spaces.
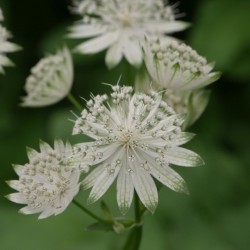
xmin=122 ymin=194 xmax=143 ymax=250
xmin=73 ymin=199 xmax=108 ymax=224
xmin=125 ymin=62 xmax=134 ymax=85
xmin=67 ymin=93 xmax=82 ymax=112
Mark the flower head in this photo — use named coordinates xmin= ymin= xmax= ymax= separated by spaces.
xmin=6 ymin=139 xmax=81 ymax=219
xmin=69 ymin=0 xmax=189 ymax=69
xmin=73 ymin=85 xmax=204 ymax=214
xmin=21 ymin=47 xmax=73 ymax=107
xmin=143 ymin=37 xmax=221 ymax=90
xmin=0 ymin=8 xmax=21 ymax=74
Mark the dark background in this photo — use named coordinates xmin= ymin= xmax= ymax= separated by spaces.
xmin=0 ymin=0 xmax=250 ymax=249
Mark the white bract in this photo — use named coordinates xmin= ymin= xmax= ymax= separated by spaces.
xmin=6 ymin=139 xmax=81 ymax=219
xmin=73 ymin=85 xmax=204 ymax=214
xmin=21 ymin=47 xmax=73 ymax=107
xmin=163 ymin=89 xmax=211 ymax=128
xmin=143 ymin=37 xmax=221 ymax=90
xmin=69 ymin=0 xmax=189 ymax=69
xmin=0 ymin=8 xmax=21 ymax=74
xmin=135 ymin=71 xmax=211 ymax=128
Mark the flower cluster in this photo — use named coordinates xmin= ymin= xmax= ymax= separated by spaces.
xmin=73 ymin=85 xmax=203 ymax=214
xmin=21 ymin=47 xmax=73 ymax=107
xmin=69 ymin=0 xmax=189 ymax=68
xmin=0 ymin=7 xmax=20 ymax=74
xmin=143 ymin=37 xmax=221 ymax=90
xmin=6 ymin=1 xmax=221 ymax=220
xmin=6 ymin=139 xmax=81 ymax=219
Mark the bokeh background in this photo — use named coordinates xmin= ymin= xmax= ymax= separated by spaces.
xmin=1 ymin=0 xmax=250 ymax=249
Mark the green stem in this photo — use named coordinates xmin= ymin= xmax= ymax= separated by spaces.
xmin=67 ymin=93 xmax=82 ymax=112
xmin=125 ymin=62 xmax=134 ymax=85
xmin=122 ymin=194 xmax=143 ymax=250
xmin=73 ymin=199 xmax=108 ymax=224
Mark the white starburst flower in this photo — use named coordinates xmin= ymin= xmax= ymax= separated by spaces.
xmin=143 ymin=37 xmax=221 ymax=91
xmin=21 ymin=47 xmax=73 ymax=107
xmin=0 ymin=21 xmax=21 ymax=74
xmin=69 ymin=0 xmax=189 ymax=69
xmin=73 ymin=85 xmax=204 ymax=214
xmin=6 ymin=139 xmax=81 ymax=219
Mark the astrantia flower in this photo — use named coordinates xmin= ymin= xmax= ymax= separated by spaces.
xmin=0 ymin=10 xmax=21 ymax=74
xmin=21 ymin=47 xmax=73 ymax=107
xmin=73 ymin=85 xmax=204 ymax=214
xmin=69 ymin=0 xmax=189 ymax=69
xmin=143 ymin=37 xmax=221 ymax=90
xmin=6 ymin=139 xmax=81 ymax=219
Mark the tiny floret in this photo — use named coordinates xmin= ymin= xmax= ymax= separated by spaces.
xmin=21 ymin=47 xmax=73 ymax=107
xmin=0 ymin=7 xmax=21 ymax=74
xmin=143 ymin=37 xmax=221 ymax=90
xmin=6 ymin=139 xmax=81 ymax=219
xmin=73 ymin=84 xmax=203 ymax=214
xmin=69 ymin=0 xmax=189 ymax=68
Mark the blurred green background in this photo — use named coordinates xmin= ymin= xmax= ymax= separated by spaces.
xmin=0 ymin=0 xmax=250 ymax=249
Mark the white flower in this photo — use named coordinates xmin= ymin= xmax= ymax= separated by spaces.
xmin=6 ymin=139 xmax=81 ymax=219
xmin=73 ymin=85 xmax=204 ymax=214
xmin=21 ymin=47 xmax=73 ymax=107
xmin=0 ymin=15 xmax=21 ymax=73
xmin=69 ymin=0 xmax=189 ymax=69
xmin=143 ymin=37 xmax=221 ymax=90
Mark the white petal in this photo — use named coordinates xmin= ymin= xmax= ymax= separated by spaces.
xmin=75 ymin=32 xmax=119 ymax=54
xmin=165 ymin=147 xmax=204 ymax=167
xmin=185 ymin=90 xmax=211 ymax=127
xmin=19 ymin=206 xmax=43 ymax=215
xmin=146 ymin=21 xmax=190 ymax=34
xmin=6 ymin=193 xmax=27 ymax=204
xmin=38 ymin=209 xmax=54 ymax=220
xmin=26 ymin=147 xmax=39 ymax=161
xmin=131 ymin=168 xmax=158 ymax=213
xmin=167 ymin=132 xmax=196 ymax=146
xmin=6 ymin=180 xmax=22 ymax=191
xmin=0 ymin=54 xmax=14 ymax=67
xmin=88 ymin=166 xmax=120 ymax=204
xmin=138 ymin=149 xmax=188 ymax=193
xmin=81 ymin=165 xmax=106 ymax=190
xmin=68 ymin=24 xmax=106 ymax=39
xmin=181 ymin=72 xmax=222 ymax=91
xmin=150 ymin=164 xmax=188 ymax=194
xmin=39 ymin=140 xmax=53 ymax=153
xmin=123 ymin=41 xmax=143 ymax=68
xmin=13 ymin=164 xmax=23 ymax=176
xmin=105 ymin=43 xmax=123 ymax=69
xmin=54 ymin=138 xmax=65 ymax=154
xmin=116 ymin=168 xmax=134 ymax=215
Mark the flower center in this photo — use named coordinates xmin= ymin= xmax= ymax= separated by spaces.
xmin=118 ymin=128 xmax=137 ymax=148
xmin=120 ymin=13 xmax=133 ymax=27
